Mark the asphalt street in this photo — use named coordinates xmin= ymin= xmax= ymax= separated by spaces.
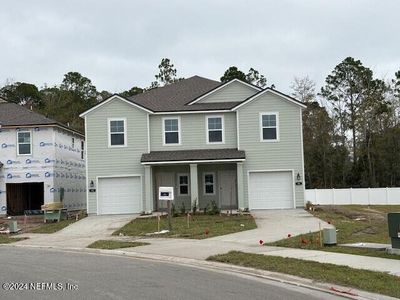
xmin=0 ymin=247 xmax=343 ymax=300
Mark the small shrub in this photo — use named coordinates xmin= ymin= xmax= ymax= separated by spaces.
xmin=171 ymin=203 xmax=179 ymax=217
xmin=192 ymin=199 xmax=197 ymax=215
xmin=206 ymin=200 xmax=220 ymax=215
xmin=180 ymin=202 xmax=186 ymax=215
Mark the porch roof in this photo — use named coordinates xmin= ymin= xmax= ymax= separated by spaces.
xmin=141 ymin=148 xmax=245 ymax=164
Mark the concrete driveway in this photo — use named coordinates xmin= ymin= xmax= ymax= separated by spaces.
xmin=208 ymin=209 xmax=332 ymax=245
xmin=119 ymin=209 xmax=333 ymax=260
xmin=15 ymin=214 xmax=136 ymax=248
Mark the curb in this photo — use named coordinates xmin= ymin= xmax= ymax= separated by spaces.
xmin=2 ymin=243 xmax=396 ymax=300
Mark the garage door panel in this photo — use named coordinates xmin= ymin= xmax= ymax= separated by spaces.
xmin=98 ymin=177 xmax=141 ymax=214
xmin=249 ymin=171 xmax=293 ymax=209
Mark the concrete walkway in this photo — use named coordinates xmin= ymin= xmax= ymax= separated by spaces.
xmin=15 ymin=214 xmax=135 ymax=248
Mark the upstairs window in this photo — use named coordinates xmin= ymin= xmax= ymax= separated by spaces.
xmin=163 ymin=117 xmax=180 ymax=145
xmin=207 ymin=116 xmax=224 ymax=143
xmin=178 ymin=174 xmax=189 ymax=196
xmin=17 ymin=131 xmax=32 ymax=155
xmin=109 ymin=119 xmax=126 ymax=147
xmin=260 ymin=113 xmax=279 ymax=141
xmin=203 ymin=173 xmax=215 ymax=195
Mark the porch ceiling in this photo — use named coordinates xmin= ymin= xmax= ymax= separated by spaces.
xmin=141 ymin=148 xmax=245 ymax=164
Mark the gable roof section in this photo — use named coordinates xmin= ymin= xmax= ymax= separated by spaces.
xmin=232 ymin=88 xmax=306 ymax=110
xmin=79 ymin=94 xmax=153 ymax=118
xmin=0 ymin=101 xmax=83 ymax=135
xmin=186 ymin=78 xmax=262 ymax=106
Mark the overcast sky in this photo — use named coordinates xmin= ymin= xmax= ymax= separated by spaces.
xmin=0 ymin=0 xmax=399 ymax=94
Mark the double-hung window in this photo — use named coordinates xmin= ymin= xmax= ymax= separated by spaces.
xmin=17 ymin=131 xmax=32 ymax=155
xmin=163 ymin=117 xmax=180 ymax=145
xmin=203 ymin=173 xmax=215 ymax=195
xmin=178 ymin=174 xmax=189 ymax=196
xmin=206 ymin=116 xmax=224 ymax=143
xmin=109 ymin=118 xmax=126 ymax=147
xmin=260 ymin=112 xmax=279 ymax=141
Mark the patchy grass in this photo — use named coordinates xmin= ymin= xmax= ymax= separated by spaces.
xmin=207 ymin=251 xmax=400 ymax=298
xmin=29 ymin=219 xmax=77 ymax=234
xmin=268 ymin=205 xmax=400 ymax=260
xmin=87 ymin=240 xmax=149 ymax=250
xmin=114 ymin=214 xmax=256 ymax=239
xmin=0 ymin=235 xmax=26 ymax=244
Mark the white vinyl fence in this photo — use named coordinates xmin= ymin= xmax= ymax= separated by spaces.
xmin=305 ymin=188 xmax=400 ymax=205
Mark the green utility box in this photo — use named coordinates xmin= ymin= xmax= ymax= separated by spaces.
xmin=8 ymin=220 xmax=18 ymax=233
xmin=388 ymin=213 xmax=400 ymax=249
xmin=323 ymin=227 xmax=337 ymax=246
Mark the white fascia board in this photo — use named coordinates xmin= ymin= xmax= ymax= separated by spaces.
xmin=141 ymin=158 xmax=245 ymax=165
xmin=187 ymin=79 xmax=262 ymax=106
xmin=79 ymin=95 xmax=153 ymax=118
xmin=153 ymin=110 xmax=231 ymax=115
xmin=232 ymin=89 xmax=307 ymax=111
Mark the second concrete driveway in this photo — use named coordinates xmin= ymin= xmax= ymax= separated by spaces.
xmin=15 ymin=214 xmax=136 ymax=248
xmin=208 ymin=209 xmax=332 ymax=245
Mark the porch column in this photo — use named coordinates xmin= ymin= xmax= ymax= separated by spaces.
xmin=237 ymin=162 xmax=245 ymax=210
xmin=190 ymin=164 xmax=198 ymax=209
xmin=144 ymin=165 xmax=153 ymax=212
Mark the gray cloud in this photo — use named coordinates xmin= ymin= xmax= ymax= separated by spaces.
xmin=0 ymin=0 xmax=399 ymax=94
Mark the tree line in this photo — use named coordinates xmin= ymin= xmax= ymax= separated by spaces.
xmin=1 ymin=57 xmax=399 ymax=188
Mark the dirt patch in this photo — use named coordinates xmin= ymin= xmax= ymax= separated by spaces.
xmin=316 ymin=205 xmax=386 ymax=222
xmin=353 ymin=226 xmax=378 ymax=235
xmin=0 ymin=216 xmax=44 ymax=233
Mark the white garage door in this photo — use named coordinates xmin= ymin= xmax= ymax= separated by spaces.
xmin=98 ymin=176 xmax=141 ymax=214
xmin=249 ymin=171 xmax=294 ymax=209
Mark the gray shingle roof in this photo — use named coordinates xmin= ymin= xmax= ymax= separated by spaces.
xmin=127 ymin=76 xmax=227 ymax=112
xmin=141 ymin=148 xmax=246 ymax=163
xmin=0 ymin=102 xmax=57 ymax=126
xmin=0 ymin=101 xmax=83 ymax=135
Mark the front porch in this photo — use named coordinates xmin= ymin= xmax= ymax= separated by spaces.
xmin=141 ymin=149 xmax=246 ymax=212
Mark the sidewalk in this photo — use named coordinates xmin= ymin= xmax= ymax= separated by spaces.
xmin=110 ymin=236 xmax=400 ymax=276
xmin=10 ymin=209 xmax=400 ymax=276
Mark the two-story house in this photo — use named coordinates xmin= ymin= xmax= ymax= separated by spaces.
xmin=0 ymin=98 xmax=86 ymax=215
xmin=80 ymin=76 xmax=306 ymax=215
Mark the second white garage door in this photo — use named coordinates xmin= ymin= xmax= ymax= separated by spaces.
xmin=98 ymin=176 xmax=142 ymax=215
xmin=248 ymin=171 xmax=294 ymax=209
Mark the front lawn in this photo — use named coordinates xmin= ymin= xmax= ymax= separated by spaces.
xmin=268 ymin=205 xmax=400 ymax=259
xmin=0 ymin=235 xmax=26 ymax=244
xmin=208 ymin=251 xmax=400 ymax=298
xmin=87 ymin=240 xmax=149 ymax=250
xmin=114 ymin=214 xmax=256 ymax=239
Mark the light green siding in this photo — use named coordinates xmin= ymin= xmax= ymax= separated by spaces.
xmin=238 ymin=92 xmax=304 ymax=208
xmin=150 ymin=113 xmax=237 ymax=151
xmin=85 ymin=99 xmax=149 ymax=214
xmin=197 ymin=81 xmax=258 ymax=103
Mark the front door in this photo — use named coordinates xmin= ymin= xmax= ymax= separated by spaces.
xmin=218 ymin=170 xmax=237 ymax=210
xmin=154 ymin=172 xmax=175 ymax=211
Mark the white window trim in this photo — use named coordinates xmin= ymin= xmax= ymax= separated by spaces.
xmin=259 ymin=112 xmax=279 ymax=142
xmin=177 ymin=173 xmax=190 ymax=196
xmin=206 ymin=115 xmax=225 ymax=144
xmin=162 ymin=116 xmax=181 ymax=146
xmin=203 ymin=172 xmax=216 ymax=195
xmin=17 ymin=130 xmax=32 ymax=156
xmin=108 ymin=118 xmax=127 ymax=148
